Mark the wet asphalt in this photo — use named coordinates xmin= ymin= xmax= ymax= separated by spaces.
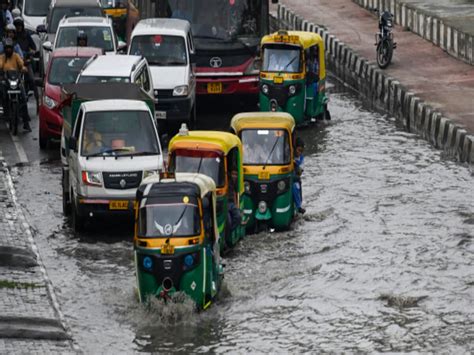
xmin=0 ymin=78 xmax=473 ymax=353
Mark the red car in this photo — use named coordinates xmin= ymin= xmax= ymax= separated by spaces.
xmin=39 ymin=46 xmax=103 ymax=149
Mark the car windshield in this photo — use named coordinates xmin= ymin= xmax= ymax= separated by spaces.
xmin=81 ymin=110 xmax=159 ymax=157
xmin=130 ymin=35 xmax=186 ymax=66
xmin=156 ymin=0 xmax=262 ymax=41
xmin=48 ymin=57 xmax=89 ymax=85
xmin=262 ymin=45 xmax=302 ymax=73
xmin=139 ymin=197 xmax=200 ymax=238
xmin=49 ymin=7 xmax=104 ymax=33
xmin=56 ymin=26 xmax=114 ymax=52
xmin=77 ymin=76 xmax=130 ymax=84
xmin=173 ymin=152 xmax=225 ymax=187
xmin=241 ymin=129 xmax=291 ymax=165
xmin=24 ymin=0 xmax=50 ymax=16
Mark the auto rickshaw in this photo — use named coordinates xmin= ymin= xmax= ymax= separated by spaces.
xmin=134 ymin=172 xmax=222 ymax=310
xmin=230 ymin=112 xmax=296 ymax=231
xmin=101 ymin=0 xmax=139 ymax=43
xmin=168 ymin=127 xmax=245 ymax=252
xmin=259 ymin=30 xmax=330 ymax=125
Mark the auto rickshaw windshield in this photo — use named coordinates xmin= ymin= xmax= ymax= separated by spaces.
xmin=241 ymin=129 xmax=291 ymax=165
xmin=173 ymin=152 xmax=225 ymax=188
xmin=262 ymin=44 xmax=302 ymax=73
xmin=139 ymin=196 xmax=201 ymax=238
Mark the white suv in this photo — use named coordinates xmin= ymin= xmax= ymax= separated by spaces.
xmin=43 ymin=16 xmax=125 ymax=55
xmin=76 ymin=55 xmax=154 ymax=99
xmin=129 ymin=18 xmax=196 ymax=133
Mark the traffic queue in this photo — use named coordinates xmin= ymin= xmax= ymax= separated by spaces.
xmin=0 ymin=0 xmax=329 ymax=310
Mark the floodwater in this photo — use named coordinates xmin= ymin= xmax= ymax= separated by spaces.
xmin=11 ymin=79 xmax=473 ymax=353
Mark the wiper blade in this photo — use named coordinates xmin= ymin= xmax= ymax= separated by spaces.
xmin=283 ymin=56 xmax=298 ymax=70
xmin=85 ymin=147 xmax=133 ymax=158
xmin=262 ymin=135 xmax=281 ymax=170
xmin=129 ymin=151 xmax=158 ymax=156
xmin=194 ymin=35 xmax=227 ymax=41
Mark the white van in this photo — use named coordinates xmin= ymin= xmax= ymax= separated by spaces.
xmin=76 ymin=55 xmax=154 ymax=99
xmin=128 ymin=18 xmax=196 ymax=133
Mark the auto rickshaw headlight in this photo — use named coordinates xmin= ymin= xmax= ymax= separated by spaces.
xmin=261 ymin=84 xmax=269 ymax=94
xmin=244 ymin=181 xmax=251 ymax=194
xmin=288 ymin=85 xmax=296 ymax=96
xmin=277 ymin=180 xmax=286 ymax=192
xmin=258 ymin=201 xmax=267 ymax=214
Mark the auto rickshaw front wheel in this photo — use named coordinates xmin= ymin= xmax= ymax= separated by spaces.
xmin=324 ymin=105 xmax=331 ymax=120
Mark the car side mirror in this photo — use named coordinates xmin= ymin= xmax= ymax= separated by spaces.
xmin=36 ymin=24 xmax=47 ymax=34
xmin=69 ymin=137 xmax=77 ymax=151
xmin=42 ymin=41 xmax=53 ymax=52
xmin=117 ymin=41 xmax=127 ymax=53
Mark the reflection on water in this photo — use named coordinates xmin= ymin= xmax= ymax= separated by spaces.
xmin=12 ymin=79 xmax=473 ymax=353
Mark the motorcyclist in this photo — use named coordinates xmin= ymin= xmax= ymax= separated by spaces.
xmin=0 ymin=0 xmax=13 ymax=38
xmin=0 ymin=23 xmax=23 ymax=57
xmin=77 ymin=30 xmax=88 ymax=47
xmin=14 ymin=17 xmax=38 ymax=107
xmin=0 ymin=38 xmax=31 ymax=132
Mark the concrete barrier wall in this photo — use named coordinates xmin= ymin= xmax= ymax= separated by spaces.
xmin=277 ymin=5 xmax=474 ymax=165
xmin=352 ymin=0 xmax=474 ymax=66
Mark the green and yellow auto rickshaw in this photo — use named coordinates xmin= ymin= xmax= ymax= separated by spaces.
xmin=101 ymin=0 xmax=139 ymax=43
xmin=230 ymin=112 xmax=296 ymax=231
xmin=259 ymin=30 xmax=330 ymax=125
xmin=168 ymin=128 xmax=245 ymax=252
xmin=134 ymin=172 xmax=222 ymax=310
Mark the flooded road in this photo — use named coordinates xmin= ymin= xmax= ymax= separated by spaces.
xmin=6 ymin=79 xmax=473 ymax=353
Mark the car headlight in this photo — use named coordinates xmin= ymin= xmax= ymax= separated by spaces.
xmin=9 ymin=80 xmax=18 ymax=89
xmin=81 ymin=171 xmax=102 ymax=187
xmin=173 ymin=85 xmax=189 ymax=97
xmin=43 ymin=95 xmax=58 ymax=109
xmin=143 ymin=169 xmax=159 ymax=179
xmin=244 ymin=181 xmax=251 ymax=194
xmin=277 ymin=180 xmax=286 ymax=192
xmin=288 ymin=85 xmax=296 ymax=95
xmin=258 ymin=201 xmax=267 ymax=214
xmin=261 ymin=84 xmax=269 ymax=94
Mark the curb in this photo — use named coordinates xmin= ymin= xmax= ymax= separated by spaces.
xmin=352 ymin=0 xmax=474 ymax=66
xmin=277 ymin=4 xmax=474 ymax=165
xmin=0 ymin=156 xmax=80 ymax=353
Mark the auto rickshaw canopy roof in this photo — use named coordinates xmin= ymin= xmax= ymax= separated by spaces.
xmin=140 ymin=172 xmax=216 ymax=199
xmin=261 ymin=30 xmax=323 ymax=50
xmin=230 ymin=112 xmax=296 ymax=133
xmin=169 ymin=131 xmax=242 ymax=155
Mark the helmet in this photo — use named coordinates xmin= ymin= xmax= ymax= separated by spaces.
xmin=13 ymin=17 xmax=24 ymax=27
xmin=5 ymin=23 xmax=16 ymax=33
xmin=3 ymin=38 xmax=13 ymax=48
xmin=11 ymin=8 xmax=21 ymax=19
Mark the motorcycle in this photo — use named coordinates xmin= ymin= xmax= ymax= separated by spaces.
xmin=2 ymin=70 xmax=23 ymax=136
xmin=373 ymin=9 xmax=397 ymax=69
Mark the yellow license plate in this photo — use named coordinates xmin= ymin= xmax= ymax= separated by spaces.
xmin=273 ymin=76 xmax=284 ymax=84
xmin=161 ymin=244 xmax=175 ymax=255
xmin=109 ymin=200 xmax=129 ymax=210
xmin=258 ymin=171 xmax=270 ymax=180
xmin=207 ymin=82 xmax=222 ymax=94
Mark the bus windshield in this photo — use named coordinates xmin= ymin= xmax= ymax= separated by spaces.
xmin=157 ymin=0 xmax=263 ymax=40
xmin=241 ymin=129 xmax=291 ymax=165
xmin=139 ymin=197 xmax=201 ymax=238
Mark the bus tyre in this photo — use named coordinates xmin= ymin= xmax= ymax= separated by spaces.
xmin=71 ymin=198 xmax=85 ymax=233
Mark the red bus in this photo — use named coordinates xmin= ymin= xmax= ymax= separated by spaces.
xmin=152 ymin=0 xmax=277 ymax=96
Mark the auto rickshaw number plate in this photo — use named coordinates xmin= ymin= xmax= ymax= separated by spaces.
xmin=258 ymin=171 xmax=270 ymax=180
xmin=161 ymin=243 xmax=175 ymax=255
xmin=273 ymin=76 xmax=284 ymax=84
xmin=109 ymin=200 xmax=129 ymax=210
xmin=207 ymin=82 xmax=222 ymax=94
